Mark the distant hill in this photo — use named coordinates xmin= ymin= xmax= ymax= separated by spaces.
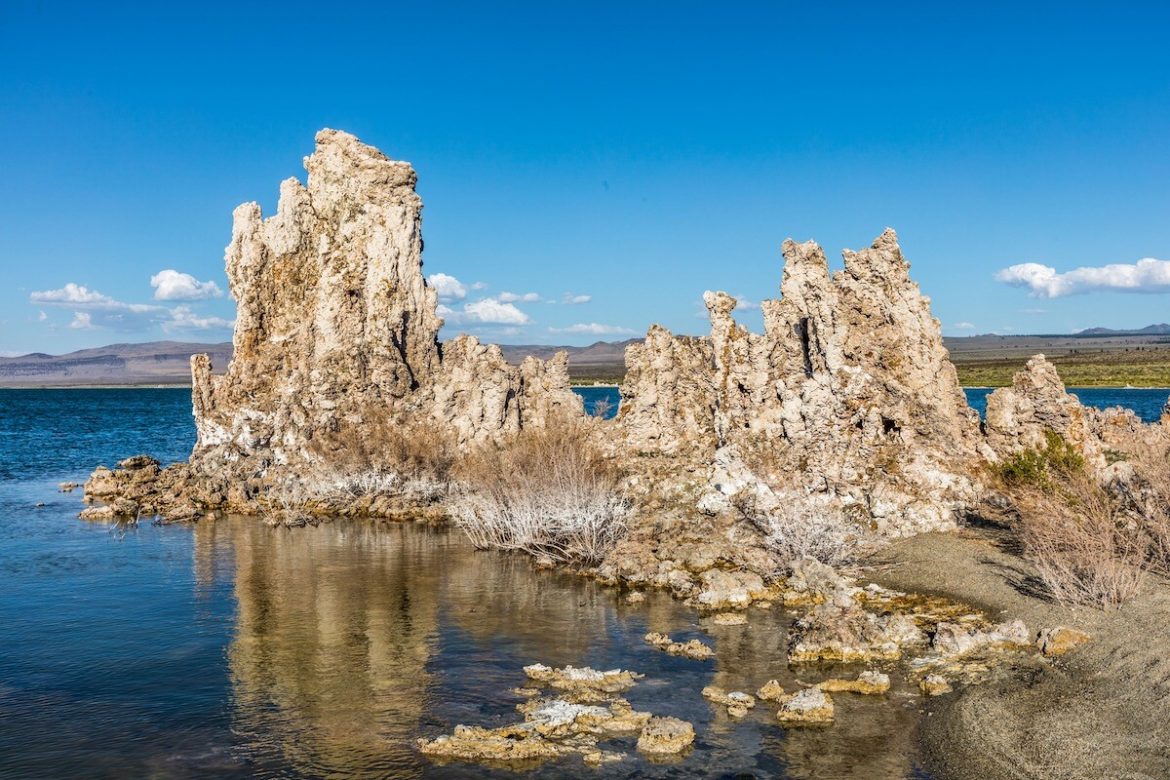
xmin=0 ymin=339 xmax=636 ymax=386
xmin=1076 ymin=324 xmax=1170 ymax=337
xmin=8 ymin=327 xmax=1170 ymax=387
xmin=0 ymin=342 xmax=233 ymax=386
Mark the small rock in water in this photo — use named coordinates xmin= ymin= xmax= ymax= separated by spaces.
xmin=636 ymin=716 xmax=695 ymax=754
xmin=624 ymin=591 xmax=646 ymax=605
xmin=78 ymin=505 xmax=115 ymax=521
xmin=920 ymin=674 xmax=953 ymax=696
xmin=523 ymin=663 xmax=642 ymax=694
xmin=711 ymin=611 xmax=748 ymax=626
xmin=702 ymin=685 xmax=756 ymax=717
xmin=756 ymin=679 xmax=786 ymax=702
xmin=776 ymin=688 xmax=834 ymax=725
xmin=817 ymin=670 xmax=890 ymax=695
xmin=58 ymin=482 xmax=79 ymax=492
xmin=1037 ymin=626 xmax=1091 ymax=657
xmin=643 ymin=632 xmax=715 ymax=660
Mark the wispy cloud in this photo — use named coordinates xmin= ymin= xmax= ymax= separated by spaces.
xmin=996 ymin=258 xmax=1170 ymax=298
xmin=30 ymin=281 xmax=232 ymax=333
xmin=150 ymin=269 xmax=222 ymax=301
xmin=31 ymin=283 xmax=158 ymax=312
xmin=549 ymin=323 xmax=636 ymax=336
xmin=498 ymin=291 xmax=541 ymax=303
xmin=163 ymin=306 xmax=234 ymax=332
xmin=562 ymin=293 xmax=592 ymax=305
xmin=952 ymin=321 xmax=976 ymax=330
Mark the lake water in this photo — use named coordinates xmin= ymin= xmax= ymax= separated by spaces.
xmin=1 ymin=385 xmax=1162 ymax=778
xmin=579 ymin=385 xmax=1170 ymax=424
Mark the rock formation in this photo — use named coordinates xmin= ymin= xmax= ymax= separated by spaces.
xmin=617 ymin=229 xmax=984 ymax=536
xmin=190 ymin=129 xmax=580 ymax=478
xmin=984 ymin=353 xmax=1169 ymax=469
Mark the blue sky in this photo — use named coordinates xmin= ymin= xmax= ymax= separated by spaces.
xmin=2 ymin=2 xmax=1169 ymax=355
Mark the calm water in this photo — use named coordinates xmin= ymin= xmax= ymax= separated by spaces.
xmin=0 ymin=386 xmax=1162 ymax=778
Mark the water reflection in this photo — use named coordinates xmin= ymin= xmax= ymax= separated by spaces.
xmin=189 ymin=518 xmax=931 ymax=778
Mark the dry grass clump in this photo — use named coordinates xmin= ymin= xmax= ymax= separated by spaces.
xmin=994 ymin=429 xmax=1159 ymax=608
xmin=1011 ymin=471 xmax=1147 ymax=608
xmin=450 ymin=415 xmax=628 ymax=564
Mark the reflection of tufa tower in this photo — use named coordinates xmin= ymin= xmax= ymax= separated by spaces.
xmin=221 ymin=519 xmax=439 ymax=777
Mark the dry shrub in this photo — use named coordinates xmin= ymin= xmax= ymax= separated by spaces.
xmin=307 ymin=416 xmax=457 ymax=499
xmin=749 ymin=495 xmax=864 ymax=569
xmin=1112 ymin=433 xmax=1170 ymax=575
xmin=1013 ymin=472 xmax=1148 ymax=609
xmin=450 ymin=415 xmax=628 ymax=564
xmin=994 ymin=429 xmax=1153 ymax=608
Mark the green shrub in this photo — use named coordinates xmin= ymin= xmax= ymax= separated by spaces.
xmin=995 ymin=429 xmax=1084 ymax=488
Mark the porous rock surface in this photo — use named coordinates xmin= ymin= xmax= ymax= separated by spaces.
xmin=616 ymin=229 xmax=985 ymax=538
xmin=193 ymin=129 xmax=581 ymax=476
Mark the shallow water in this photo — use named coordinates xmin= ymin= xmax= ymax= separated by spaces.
xmin=0 ymin=389 xmax=945 ymax=777
xmin=3 ymin=384 xmax=1163 ymax=778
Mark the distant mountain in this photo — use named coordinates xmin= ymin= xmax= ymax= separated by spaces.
xmin=0 ymin=341 xmax=233 ymax=386
xmin=1076 ymin=324 xmax=1170 ymax=337
xmin=0 ymin=339 xmax=636 ymax=386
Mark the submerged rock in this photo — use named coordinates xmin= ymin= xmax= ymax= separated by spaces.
xmin=636 ymin=716 xmax=695 ymax=754
xmin=817 ymin=670 xmax=891 ymax=695
xmin=643 ymin=632 xmax=715 ymax=660
xmin=418 ymin=724 xmax=563 ymax=763
xmin=756 ymin=679 xmax=786 ymax=702
xmin=776 ymin=688 xmax=834 ymax=725
xmin=702 ymin=685 xmax=756 ymax=717
xmin=522 ymin=664 xmax=642 ymax=694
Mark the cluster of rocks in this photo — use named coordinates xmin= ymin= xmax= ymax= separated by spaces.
xmin=418 ymin=663 xmax=694 ymax=767
xmin=84 ymin=129 xmax=581 ymax=522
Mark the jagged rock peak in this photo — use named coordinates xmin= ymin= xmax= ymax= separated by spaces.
xmin=619 ymin=228 xmax=981 ymax=536
xmin=190 ymin=129 xmax=580 ymax=475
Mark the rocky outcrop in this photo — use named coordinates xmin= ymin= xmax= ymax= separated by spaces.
xmin=618 ymin=229 xmax=983 ymax=536
xmin=190 ymin=129 xmax=580 ymax=478
xmin=984 ymin=354 xmax=1170 ymax=471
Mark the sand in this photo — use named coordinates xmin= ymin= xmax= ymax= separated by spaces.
xmin=865 ymin=528 xmax=1170 ymax=780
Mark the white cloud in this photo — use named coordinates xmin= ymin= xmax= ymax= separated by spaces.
xmin=31 ymin=281 xmax=231 ymax=333
xmin=498 ymin=291 xmax=541 ymax=303
xmin=427 ymin=273 xmax=468 ymax=301
xmin=996 ymin=258 xmax=1170 ymax=298
xmin=733 ymin=294 xmax=759 ymax=310
xmin=150 ymin=269 xmax=222 ymax=301
xmin=1021 ymin=308 xmax=1047 ymax=314
xmin=470 ymin=281 xmax=488 ymax=290
xmin=562 ymin=293 xmax=592 ymax=305
xmin=463 ymin=297 xmax=531 ymax=325
xmin=953 ymin=321 xmax=976 ymax=330
xmin=37 ymin=311 xmax=47 ymax=322
xmin=163 ymin=306 xmax=234 ymax=333
xmin=30 ymin=283 xmax=160 ymax=313
xmin=549 ymin=323 xmax=636 ymax=336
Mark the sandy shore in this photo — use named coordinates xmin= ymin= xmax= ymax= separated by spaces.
xmin=865 ymin=529 xmax=1170 ymax=780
